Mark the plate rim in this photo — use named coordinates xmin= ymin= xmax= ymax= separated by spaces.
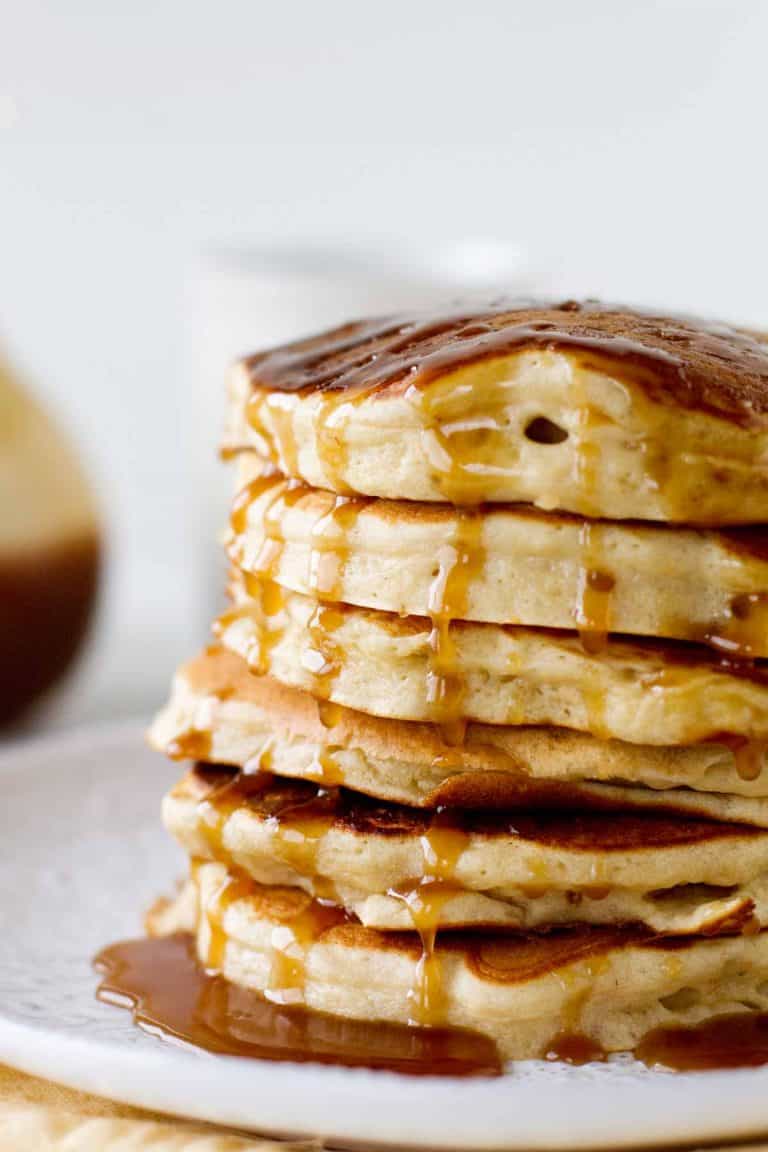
xmin=3 ymin=722 xmax=768 ymax=1149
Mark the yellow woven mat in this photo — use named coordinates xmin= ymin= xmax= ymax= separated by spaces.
xmin=0 ymin=1062 xmax=320 ymax=1150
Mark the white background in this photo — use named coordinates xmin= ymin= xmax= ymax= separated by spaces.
xmin=2 ymin=0 xmax=767 ymax=724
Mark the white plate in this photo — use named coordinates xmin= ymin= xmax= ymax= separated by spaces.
xmin=3 ymin=725 xmax=768 ymax=1150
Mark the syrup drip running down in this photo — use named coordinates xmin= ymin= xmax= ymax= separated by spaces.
xmin=166 ymin=729 xmax=212 ymax=762
xmin=716 ymin=734 xmax=768 ymax=782
xmin=574 ymin=522 xmax=615 ymax=656
xmin=94 ymin=934 xmax=500 ymax=1076
xmin=246 ymin=392 xmax=301 ymax=477
xmin=232 ymin=478 xmax=307 ymax=584
xmin=392 ymin=808 xmax=470 ymax=1027
xmin=240 ymin=576 xmax=287 ymax=676
xmin=545 ymin=951 xmax=611 ymax=1062
xmin=308 ymin=495 xmax=367 ymax=601
xmin=264 ymin=896 xmax=347 ymax=1006
xmin=301 ymin=603 xmax=345 ymax=703
xmin=263 ymin=788 xmax=342 ymax=906
xmin=426 ymin=512 xmax=485 ymax=746
xmin=193 ymin=770 xmax=345 ymax=985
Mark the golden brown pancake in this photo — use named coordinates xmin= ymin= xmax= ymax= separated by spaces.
xmin=149 ymin=648 xmax=768 ymax=822
xmin=164 ymin=765 xmax=768 ymax=937
xmin=224 ymin=300 xmax=768 ymax=524
xmin=228 ymin=464 xmax=768 ymax=655
xmin=217 ymin=579 xmax=768 ymax=746
xmin=160 ymin=861 xmax=768 ymax=1061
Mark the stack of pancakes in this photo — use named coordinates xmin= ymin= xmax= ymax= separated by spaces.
xmin=150 ymin=300 xmax=768 ymax=1062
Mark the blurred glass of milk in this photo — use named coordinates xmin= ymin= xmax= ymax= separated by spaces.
xmin=185 ymin=239 xmax=540 ymax=631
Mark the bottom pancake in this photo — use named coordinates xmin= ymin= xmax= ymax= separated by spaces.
xmin=149 ymin=648 xmax=768 ymax=825
xmin=163 ymin=765 xmax=768 ymax=937
xmin=159 ymin=861 xmax=768 ymax=1062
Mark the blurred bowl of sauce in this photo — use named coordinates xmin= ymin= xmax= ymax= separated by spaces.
xmin=0 ymin=350 xmax=100 ymax=726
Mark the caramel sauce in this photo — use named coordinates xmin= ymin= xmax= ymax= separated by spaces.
xmin=193 ymin=769 xmax=343 ymax=910
xmin=304 ymin=603 xmax=345 ymax=701
xmin=166 ymin=729 xmax=212 ymax=762
xmin=196 ymin=866 xmax=252 ymax=972
xmin=570 ymin=365 xmax=602 ymax=518
xmin=635 ymin=1012 xmax=768 ymax=1071
xmin=574 ymin=523 xmax=615 ymax=655
xmin=308 ymin=495 xmax=368 ymax=601
xmin=229 ymin=473 xmax=281 ymax=538
xmin=716 ymin=734 xmax=768 ymax=782
xmin=94 ymin=934 xmax=500 ymax=1076
xmin=550 ymin=951 xmax=611 ymax=1056
xmin=405 ymin=381 xmax=506 ymax=507
xmin=306 ymin=745 xmax=345 ymax=787
xmin=238 ymin=578 xmax=287 ymax=676
xmin=313 ymin=392 xmax=358 ymax=495
xmin=317 ymin=698 xmax=344 ymax=729
xmin=246 ymin=392 xmax=301 ymax=476
xmin=426 ymin=512 xmax=485 ymax=744
xmin=0 ymin=533 xmax=100 ymax=727
xmin=265 ymin=897 xmax=347 ymax=1006
xmin=242 ymin=302 xmax=768 ymax=427
xmin=263 ymin=788 xmax=342 ymax=905
xmin=96 ymin=937 xmax=768 ymax=1075
xmin=393 ymin=809 xmax=470 ymax=1028
xmin=235 ymin=480 xmax=307 ymax=584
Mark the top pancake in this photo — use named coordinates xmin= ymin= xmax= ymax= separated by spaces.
xmin=225 ymin=300 xmax=768 ymax=524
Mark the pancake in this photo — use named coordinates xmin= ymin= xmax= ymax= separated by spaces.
xmin=228 ymin=464 xmax=768 ymax=655
xmin=149 ymin=648 xmax=768 ymax=822
xmin=216 ymin=578 xmax=768 ymax=746
xmin=223 ymin=300 xmax=768 ymax=524
xmin=164 ymin=765 xmax=768 ymax=937
xmin=164 ymin=862 xmax=768 ymax=1061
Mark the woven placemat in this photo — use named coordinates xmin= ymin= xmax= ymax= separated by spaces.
xmin=0 ymin=1062 xmax=320 ymax=1151
xmin=7 ymin=1060 xmax=768 ymax=1151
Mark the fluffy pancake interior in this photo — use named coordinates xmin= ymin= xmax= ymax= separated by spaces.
xmin=148 ymin=647 xmax=768 ymax=820
xmin=225 ymin=302 xmax=768 ymax=523
xmin=158 ymin=861 xmax=768 ymax=1061
xmin=162 ymin=765 xmax=768 ymax=937
xmin=229 ymin=462 xmax=768 ymax=656
xmin=217 ymin=578 xmax=768 ymax=745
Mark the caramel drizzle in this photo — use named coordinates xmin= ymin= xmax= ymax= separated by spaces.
xmin=246 ymin=391 xmax=301 ymax=476
xmin=303 ymin=604 xmax=345 ymax=701
xmin=192 ymin=773 xmax=347 ymax=1002
xmin=717 ymin=734 xmax=768 ymax=782
xmin=197 ymin=865 xmax=252 ymax=973
xmin=166 ymin=729 xmax=212 ymax=762
xmin=307 ymin=495 xmax=368 ymax=601
xmin=407 ymin=386 xmax=508 ymax=506
xmin=392 ymin=809 xmax=469 ymax=1028
xmin=238 ymin=577 xmax=287 ymax=675
xmin=232 ymin=478 xmax=307 ymax=582
xmin=306 ymin=744 xmax=345 ymax=787
xmin=263 ymin=789 xmax=341 ymax=904
xmin=265 ymin=897 xmax=348 ymax=1006
xmin=545 ymin=951 xmax=611 ymax=1063
xmin=191 ymin=771 xmax=274 ymax=971
xmin=426 ymin=512 xmax=485 ymax=746
xmin=574 ymin=522 xmax=615 ymax=655
xmin=243 ymin=303 xmax=768 ymax=418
